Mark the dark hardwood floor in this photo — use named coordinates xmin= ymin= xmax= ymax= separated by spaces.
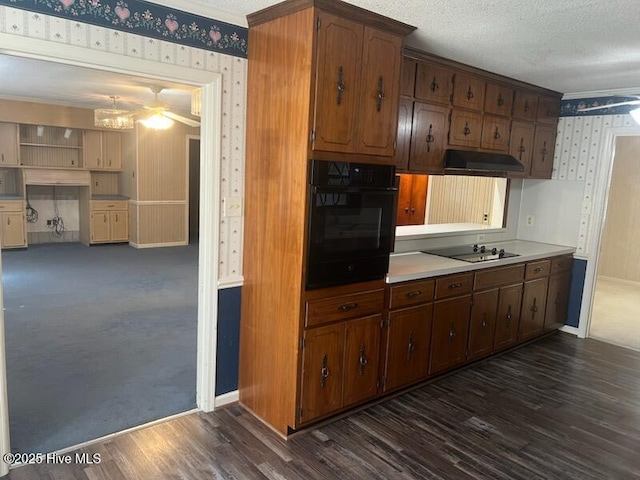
xmin=8 ymin=332 xmax=640 ymax=479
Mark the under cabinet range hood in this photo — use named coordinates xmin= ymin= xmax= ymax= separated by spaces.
xmin=444 ymin=149 xmax=525 ymax=174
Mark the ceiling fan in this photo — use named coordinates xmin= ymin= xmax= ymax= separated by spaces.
xmin=135 ymin=86 xmax=200 ymax=130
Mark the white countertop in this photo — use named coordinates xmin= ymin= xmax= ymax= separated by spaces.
xmin=387 ymin=240 xmax=576 ymax=284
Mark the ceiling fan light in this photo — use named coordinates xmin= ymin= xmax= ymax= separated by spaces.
xmin=138 ymin=113 xmax=174 ymax=130
xmin=630 ymin=107 xmax=640 ymax=125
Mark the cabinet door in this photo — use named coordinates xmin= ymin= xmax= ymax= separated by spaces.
xmin=399 ymin=57 xmax=416 ymax=97
xmin=513 ymin=91 xmax=538 ymax=121
xmin=415 ymin=62 xmax=454 ymax=105
xmin=449 ymin=109 xmax=482 ymax=148
xmin=356 ymin=27 xmax=402 ymax=156
xmin=1 ymin=213 xmax=25 ymax=248
xmin=410 ymin=102 xmax=448 ymax=172
xmin=508 ymin=121 xmax=535 ymax=177
xmin=494 ymin=284 xmax=523 ymax=351
xmin=408 ymin=174 xmax=428 ymax=225
xmin=103 ymin=132 xmax=122 ymax=169
xmin=343 ymin=315 xmax=382 ymax=407
xmin=452 ymin=73 xmax=485 ymax=111
xmin=530 ymin=125 xmax=557 ymax=178
xmin=536 ymin=95 xmax=560 ymax=124
xmin=0 ymin=123 xmax=18 ymax=166
xmin=90 ymin=211 xmax=110 ymax=243
xmin=110 ymin=210 xmax=129 ymax=242
xmin=313 ymin=12 xmax=363 ymax=153
xmin=484 ymin=83 xmax=514 ymax=117
xmin=300 ymin=323 xmax=344 ymax=424
xmin=468 ymin=289 xmax=498 ymax=361
xmin=393 ymin=98 xmax=413 ymax=171
xmin=480 ymin=115 xmax=510 ymax=152
xmin=84 ymin=130 xmax=103 ymax=169
xmin=384 ymin=304 xmax=432 ymax=391
xmin=396 ymin=174 xmax=413 ymax=226
xmin=519 ymin=278 xmax=548 ymax=341
xmin=544 ymin=272 xmax=571 ymax=331
xmin=430 ymin=295 xmax=471 ymax=375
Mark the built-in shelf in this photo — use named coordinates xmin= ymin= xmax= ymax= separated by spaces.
xmin=20 ymin=143 xmax=84 ymax=149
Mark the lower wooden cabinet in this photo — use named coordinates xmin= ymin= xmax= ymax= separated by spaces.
xmin=545 ymin=271 xmax=571 ymax=331
xmin=519 ymin=277 xmax=548 ymax=341
xmin=0 ymin=201 xmax=26 ymax=249
xmin=396 ymin=173 xmax=428 ymax=226
xmin=383 ymin=304 xmax=432 ymax=391
xmin=494 ymin=283 xmax=523 ymax=351
xmin=90 ymin=200 xmax=128 ymax=244
xmin=343 ymin=315 xmax=382 ymax=407
xmin=468 ymin=289 xmax=498 ymax=361
xmin=429 ymin=295 xmax=472 ymax=375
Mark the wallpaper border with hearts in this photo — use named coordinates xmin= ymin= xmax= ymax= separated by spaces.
xmin=560 ymin=96 xmax=638 ymax=117
xmin=0 ymin=0 xmax=248 ymax=57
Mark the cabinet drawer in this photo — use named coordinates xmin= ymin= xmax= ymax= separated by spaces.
xmin=435 ymin=273 xmax=474 ymax=299
xmin=474 ymin=264 xmax=525 ymax=290
xmin=91 ymin=200 xmax=128 ymax=211
xmin=550 ymin=255 xmax=573 ymax=274
xmin=389 ymin=279 xmax=434 ymax=309
xmin=0 ymin=201 xmax=23 ymax=212
xmin=305 ymin=289 xmax=384 ymax=328
xmin=525 ymin=259 xmax=550 ymax=279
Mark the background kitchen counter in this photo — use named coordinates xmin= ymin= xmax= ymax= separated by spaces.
xmin=388 ymin=240 xmax=576 ymax=283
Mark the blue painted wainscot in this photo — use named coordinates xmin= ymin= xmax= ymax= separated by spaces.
xmin=0 ymin=0 xmax=248 ymax=58
xmin=216 ymin=286 xmax=241 ymax=395
xmin=566 ymin=258 xmax=587 ymax=328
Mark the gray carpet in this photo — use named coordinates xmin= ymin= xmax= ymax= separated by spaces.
xmin=1 ymin=242 xmax=198 ymax=454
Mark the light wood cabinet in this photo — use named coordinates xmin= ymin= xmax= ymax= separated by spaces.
xmin=89 ymin=200 xmax=128 ymax=244
xmin=0 ymin=201 xmax=26 ymax=249
xmin=0 ymin=123 xmax=19 ymax=166
xmin=84 ymin=130 xmax=123 ymax=170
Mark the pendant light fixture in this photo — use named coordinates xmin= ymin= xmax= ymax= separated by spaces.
xmin=94 ymin=96 xmax=134 ymax=130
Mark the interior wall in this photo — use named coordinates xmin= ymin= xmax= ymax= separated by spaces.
xmin=26 ymin=186 xmax=81 ymax=244
xmin=597 ymin=136 xmax=640 ymax=282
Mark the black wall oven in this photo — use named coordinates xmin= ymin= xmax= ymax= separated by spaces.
xmin=305 ymin=160 xmax=397 ymax=290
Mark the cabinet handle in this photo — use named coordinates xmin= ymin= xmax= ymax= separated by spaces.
xmin=506 ymin=305 xmax=513 ymax=325
xmin=6 ymin=217 xmax=10 ymax=226
xmin=358 ymin=344 xmax=368 ymax=376
xmin=530 ymin=298 xmax=538 ymax=315
xmin=97 ymin=157 xmax=100 ymax=166
xmin=497 ymin=94 xmax=504 ymax=107
xmin=376 ymin=76 xmax=385 ymax=112
xmin=115 ymin=214 xmax=119 ymax=222
xmin=463 ymin=122 xmax=471 ymax=136
xmin=517 ymin=137 xmax=526 ymax=156
xmin=103 ymin=214 xmax=107 ymax=223
xmin=534 ymin=266 xmax=544 ymax=273
xmin=426 ymin=124 xmax=435 ymax=152
xmin=449 ymin=324 xmax=456 ymax=344
xmin=108 ymin=158 xmax=112 ymax=167
xmin=407 ymin=332 xmax=415 ymax=360
xmin=481 ymin=312 xmax=487 ymax=331
xmin=320 ymin=354 xmax=330 ymax=388
xmin=430 ymin=76 xmax=439 ymax=93
xmin=339 ymin=302 xmax=358 ymax=312
xmin=404 ymin=207 xmax=409 ymax=213
xmin=1 ymin=153 xmax=4 ymax=162
xmin=540 ymin=141 xmax=548 ymax=162
xmin=493 ymin=127 xmax=501 ymax=140
xmin=406 ymin=290 xmax=422 ymax=299
xmin=466 ymin=86 xmax=474 ymax=101
xmin=524 ymin=100 xmax=530 ymax=113
xmin=336 ymin=66 xmax=345 ymax=105
xmin=448 ymin=282 xmax=463 ymax=289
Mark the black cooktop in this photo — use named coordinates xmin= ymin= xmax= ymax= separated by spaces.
xmin=421 ymin=244 xmax=520 ymax=263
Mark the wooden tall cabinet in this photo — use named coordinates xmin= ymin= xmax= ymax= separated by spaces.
xmin=240 ymin=0 xmax=414 ymax=436
xmin=0 ymin=123 xmax=19 ymax=166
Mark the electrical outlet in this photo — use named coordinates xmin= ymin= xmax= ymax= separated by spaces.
xmin=223 ymin=197 xmax=243 ymax=217
xmin=525 ymin=215 xmax=535 ymax=227
xmin=47 ymin=220 xmax=52 ymax=226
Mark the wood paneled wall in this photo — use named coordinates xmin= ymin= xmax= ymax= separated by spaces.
xmin=428 ymin=175 xmax=496 ymax=225
xmin=0 ymin=169 xmax=23 ymax=196
xmin=135 ymin=203 xmax=187 ymax=245
xmin=597 ymin=136 xmax=640 ymax=283
xmin=91 ymin=172 xmax=119 ymax=196
xmin=119 ymin=132 xmax=137 ymax=200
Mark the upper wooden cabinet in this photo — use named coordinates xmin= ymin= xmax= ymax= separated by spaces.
xmin=409 ymin=102 xmax=449 ymax=172
xmin=449 ymin=109 xmax=482 ymax=148
xmin=481 ymin=115 xmax=510 ymax=152
xmin=530 ymin=125 xmax=557 ymax=178
xmin=415 ymin=62 xmax=454 ymax=105
xmin=452 ymin=73 xmax=485 ymax=111
xmin=393 ymin=97 xmax=413 ymax=170
xmin=84 ymin=130 xmax=123 ymax=170
xmin=0 ymin=123 xmax=19 ymax=166
xmin=399 ymin=57 xmax=417 ymax=97
xmin=312 ymin=11 xmax=408 ymax=157
xmin=509 ymin=121 xmax=535 ymax=176
xmin=484 ymin=83 xmax=514 ymax=117
xmin=513 ymin=90 xmax=539 ymax=121
xmin=537 ymin=95 xmax=561 ymax=124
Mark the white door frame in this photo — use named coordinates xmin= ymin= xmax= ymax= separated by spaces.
xmin=578 ymin=125 xmax=640 ymax=339
xmin=0 ymin=33 xmax=221 ymax=474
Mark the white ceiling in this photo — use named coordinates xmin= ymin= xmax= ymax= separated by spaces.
xmin=2 ymin=0 xmax=640 ymax=110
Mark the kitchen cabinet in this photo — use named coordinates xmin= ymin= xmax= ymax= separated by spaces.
xmin=312 ymin=12 xmax=405 ymax=157
xmin=399 ymin=57 xmax=417 ymax=97
xmin=494 ymin=284 xmax=523 ymax=351
xmin=0 ymin=123 xmax=19 ymax=166
xmin=452 ymin=73 xmax=485 ymax=111
xmin=484 ymin=83 xmax=514 ymax=117
xmin=513 ymin=91 xmax=539 ymax=122
xmin=468 ymin=289 xmax=499 ymax=361
xmin=343 ymin=315 xmax=382 ymax=407
xmin=519 ymin=275 xmax=549 ymax=341
xmin=530 ymin=125 xmax=557 ymax=178
xmin=393 ymin=97 xmax=413 ymax=170
xmin=480 ymin=115 xmax=510 ymax=152
xmin=90 ymin=200 xmax=128 ymax=244
xmin=537 ymin=95 xmax=561 ymax=124
xmin=449 ymin=109 xmax=482 ymax=148
xmin=508 ymin=121 xmax=535 ymax=177
xmin=84 ymin=130 xmax=123 ymax=170
xmin=544 ymin=255 xmax=573 ymax=331
xmin=408 ymin=102 xmax=449 ymax=172
xmin=415 ymin=62 xmax=454 ymax=105
xmin=396 ymin=173 xmax=428 ymax=226
xmin=0 ymin=201 xmax=26 ymax=249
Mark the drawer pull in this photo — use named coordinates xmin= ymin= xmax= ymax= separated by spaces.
xmin=506 ymin=305 xmax=513 ymax=325
xmin=530 ymin=298 xmax=538 ymax=314
xmin=358 ymin=344 xmax=368 ymax=376
xmin=406 ymin=290 xmax=422 ymax=298
xmin=339 ymin=302 xmax=358 ymax=312
xmin=534 ymin=266 xmax=544 ymax=273
xmin=107 ymin=204 xmax=115 ymax=208
xmin=320 ymin=354 xmax=330 ymax=388
xmin=448 ymin=282 xmax=463 ymax=289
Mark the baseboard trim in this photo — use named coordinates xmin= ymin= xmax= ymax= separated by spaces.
xmin=215 ymin=390 xmax=239 ymax=408
xmin=9 ymin=408 xmax=200 ymax=469
xmin=559 ymin=325 xmax=579 ymax=336
xmin=218 ymin=277 xmax=243 ymax=289
xmin=129 ymin=241 xmax=189 ymax=249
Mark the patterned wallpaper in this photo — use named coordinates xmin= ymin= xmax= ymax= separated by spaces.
xmin=560 ymin=97 xmax=639 ymax=117
xmin=0 ymin=4 xmax=247 ymax=284
xmin=551 ymin=114 xmax=635 ymax=258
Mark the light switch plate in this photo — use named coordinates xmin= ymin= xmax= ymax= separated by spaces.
xmin=223 ymin=196 xmax=243 ymax=217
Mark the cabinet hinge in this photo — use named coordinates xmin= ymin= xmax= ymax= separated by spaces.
xmin=393 ymin=140 xmax=397 ymax=152
xmin=316 ymin=16 xmax=321 ymax=31
xmin=300 ymin=336 xmax=305 ymax=348
xmin=310 ymin=130 xmax=315 ymax=146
